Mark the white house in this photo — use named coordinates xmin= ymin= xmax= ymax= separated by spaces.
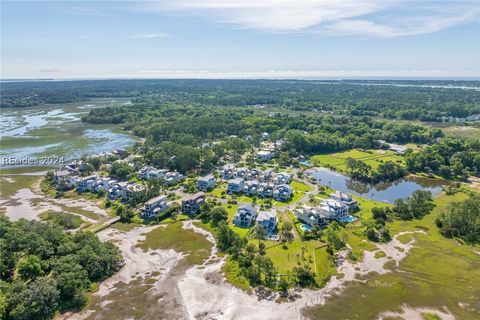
xmin=141 ymin=195 xmax=169 ymax=218
xmin=294 ymin=205 xmax=329 ymax=227
xmin=139 ymin=166 xmax=169 ymax=180
xmin=330 ymin=191 xmax=359 ymax=210
xmin=256 ymin=210 xmax=277 ymax=235
xmin=227 ymin=178 xmax=244 ymax=194
xmin=197 ymin=175 xmax=216 ymax=191
xmin=273 ymin=184 xmax=293 ymax=202
xmin=320 ymin=199 xmax=349 ymax=221
xmin=233 ymin=204 xmax=257 ymax=228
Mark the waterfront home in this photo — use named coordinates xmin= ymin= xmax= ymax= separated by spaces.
xmin=330 ymin=191 xmax=359 ymax=210
xmin=54 ymin=170 xmax=77 ymax=190
xmin=275 ymin=172 xmax=291 ymax=185
xmin=233 ymin=204 xmax=257 ymax=228
xmin=141 ymin=195 xmax=169 ymax=218
xmin=255 ymin=210 xmax=277 ymax=235
xmin=94 ymin=177 xmax=115 ymax=193
xmin=76 ymin=175 xmax=98 ymax=192
xmin=64 ymin=160 xmax=86 ymax=174
xmin=273 ymin=184 xmax=293 ymax=202
xmin=227 ymin=178 xmax=245 ymax=194
xmin=320 ymin=199 xmax=349 ymax=221
xmin=107 ymin=181 xmax=128 ymax=200
xmin=181 ymin=192 xmax=206 ymax=215
xmin=126 ymin=183 xmax=146 ymax=199
xmin=112 ymin=148 xmax=129 ymax=158
xmin=197 ymin=175 xmax=216 ymax=191
xmin=294 ymin=205 xmax=329 ymax=228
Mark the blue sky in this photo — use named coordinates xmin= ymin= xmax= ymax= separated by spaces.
xmin=1 ymin=0 xmax=479 ymax=79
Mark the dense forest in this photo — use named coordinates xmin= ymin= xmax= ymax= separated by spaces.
xmin=2 ymin=79 xmax=480 ymax=121
xmin=80 ymin=98 xmax=449 ymax=175
xmin=0 ymin=215 xmax=123 ymax=320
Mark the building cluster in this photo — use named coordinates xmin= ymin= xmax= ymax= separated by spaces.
xmin=294 ymin=191 xmax=358 ymax=228
xmin=233 ymin=204 xmax=278 ymax=239
xmin=256 ymin=139 xmax=284 ymax=161
xmin=222 ymin=166 xmax=293 ymax=201
xmin=138 ymin=166 xmax=185 ymax=185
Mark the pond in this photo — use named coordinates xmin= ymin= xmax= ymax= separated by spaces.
xmin=307 ymin=167 xmax=446 ymax=203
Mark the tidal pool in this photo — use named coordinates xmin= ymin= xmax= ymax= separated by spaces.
xmin=308 ymin=167 xmax=445 ymax=203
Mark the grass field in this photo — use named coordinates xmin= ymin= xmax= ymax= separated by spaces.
xmin=310 ymin=149 xmax=404 ymax=172
xmin=302 ymin=191 xmax=480 ymax=320
xmin=441 ymin=125 xmax=480 ymax=140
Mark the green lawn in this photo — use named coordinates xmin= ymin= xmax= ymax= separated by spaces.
xmin=310 ymin=149 xmax=405 ymax=172
xmin=303 ymin=191 xmax=480 ymax=320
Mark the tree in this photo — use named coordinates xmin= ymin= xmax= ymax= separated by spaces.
xmin=253 ymin=224 xmax=267 ymax=241
xmin=16 ymin=255 xmax=43 ymax=280
xmin=8 ymin=278 xmax=60 ymax=320
xmin=436 ymin=195 xmax=480 ymax=243
xmin=209 ymin=207 xmax=228 ymax=227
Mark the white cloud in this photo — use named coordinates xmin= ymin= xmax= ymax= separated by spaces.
xmin=125 ymin=33 xmax=170 ymax=39
xmin=142 ymin=0 xmax=479 ymax=37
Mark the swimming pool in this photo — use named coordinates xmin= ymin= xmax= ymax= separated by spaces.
xmin=337 ymin=215 xmax=358 ymax=223
xmin=301 ymin=224 xmax=313 ymax=231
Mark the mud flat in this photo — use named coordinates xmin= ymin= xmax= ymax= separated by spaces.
xmin=175 ymin=229 xmax=422 ymax=320
xmin=68 ymin=225 xmax=186 ymax=320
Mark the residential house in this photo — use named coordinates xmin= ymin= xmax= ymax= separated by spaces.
xmin=294 ymin=205 xmax=329 ymax=228
xmin=275 ymin=172 xmax=291 ymax=185
xmin=227 ymin=178 xmax=244 ymax=194
xmin=255 ymin=210 xmax=277 ymax=235
xmin=273 ymin=184 xmax=293 ymax=202
xmin=246 ymin=168 xmax=262 ymax=180
xmin=257 ymin=182 xmax=274 ymax=198
xmin=330 ymin=191 xmax=359 ymax=210
xmin=165 ymin=171 xmax=184 ymax=185
xmin=197 ymin=175 xmax=216 ymax=191
xmin=139 ymin=166 xmax=168 ymax=180
xmin=257 ymin=150 xmax=274 ymax=161
xmin=182 ymin=192 xmax=206 ymax=215
xmin=76 ymin=175 xmax=97 ymax=192
xmin=126 ymin=183 xmax=146 ymax=199
xmin=94 ymin=177 xmax=115 ymax=193
xmin=221 ymin=165 xmax=235 ymax=180
xmin=260 ymin=169 xmax=274 ymax=182
xmin=320 ymin=199 xmax=349 ymax=221
xmin=108 ymin=182 xmax=128 ymax=200
xmin=141 ymin=195 xmax=169 ymax=218
xmin=54 ymin=170 xmax=77 ymax=190
xmin=233 ymin=204 xmax=257 ymax=228
xmin=244 ymin=180 xmax=260 ymax=196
